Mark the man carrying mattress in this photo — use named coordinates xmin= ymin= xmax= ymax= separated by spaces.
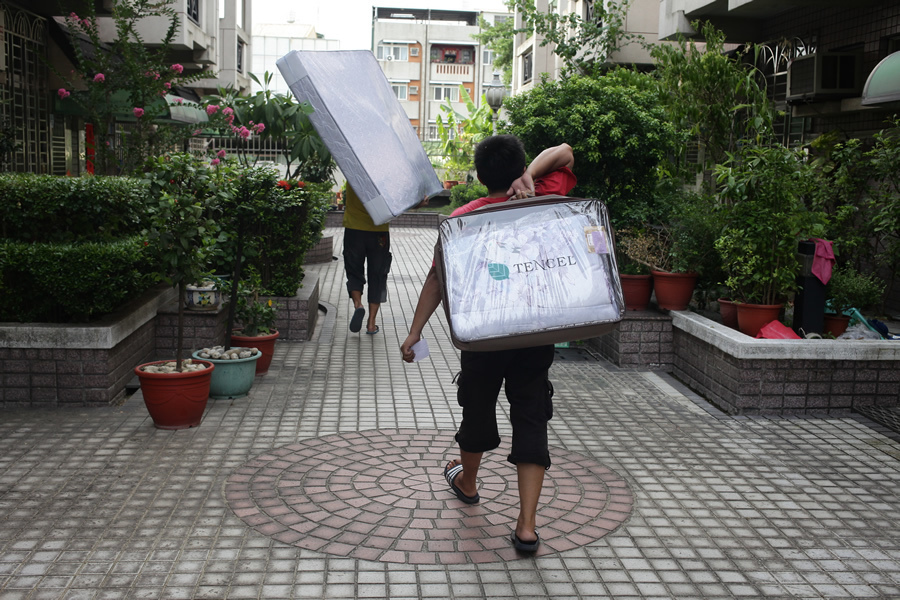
xmin=343 ymin=185 xmax=391 ymax=335
xmin=400 ymin=136 xmax=576 ymax=553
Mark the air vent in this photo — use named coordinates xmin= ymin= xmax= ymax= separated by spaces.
xmin=410 ymin=47 xmax=419 ymax=57
xmin=787 ymin=52 xmax=862 ymax=102
xmin=410 ymin=86 xmax=419 ymax=95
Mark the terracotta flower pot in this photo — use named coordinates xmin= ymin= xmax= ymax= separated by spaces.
xmin=735 ymin=303 xmax=782 ymax=337
xmin=718 ymin=298 xmax=738 ymax=329
xmin=651 ymin=271 xmax=698 ymax=311
xmin=823 ymin=314 xmax=850 ymax=337
xmin=230 ymin=330 xmax=280 ymax=375
xmin=135 ymin=360 xmax=214 ymax=429
xmin=620 ymin=274 xmax=653 ymax=311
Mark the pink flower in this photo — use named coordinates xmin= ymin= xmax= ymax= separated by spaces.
xmin=164 ymin=82 xmax=172 ymax=90
xmin=58 ymin=88 xmax=70 ymax=99
xmin=171 ymin=64 xmax=184 ymax=74
xmin=174 ymin=97 xmax=183 ymax=105
xmin=253 ymin=123 xmax=265 ymax=133
xmin=238 ymin=127 xmax=251 ymax=139
xmin=133 ymin=107 xmax=144 ymax=118
xmin=93 ymin=73 xmax=105 ymax=83
xmin=82 ymin=18 xmax=91 ymax=28
xmin=225 ymin=115 xmax=235 ymax=125
xmin=222 ymin=107 xmax=234 ymax=116
xmin=217 ymin=149 xmax=226 ymax=158
xmin=205 ymin=105 xmax=219 ymax=115
xmin=210 ymin=158 xmax=221 ymax=166
xmin=69 ymin=12 xmax=78 ymax=20
xmin=193 ymin=129 xmax=202 ymax=136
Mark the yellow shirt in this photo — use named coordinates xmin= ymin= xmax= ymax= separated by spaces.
xmin=342 ymin=186 xmax=390 ymax=232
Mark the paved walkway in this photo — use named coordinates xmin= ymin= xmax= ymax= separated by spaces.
xmin=1 ymin=226 xmax=900 ymax=599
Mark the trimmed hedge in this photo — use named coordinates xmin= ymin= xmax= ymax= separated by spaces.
xmin=0 ymin=174 xmax=150 ymax=243
xmin=0 ymin=237 xmax=156 ymax=323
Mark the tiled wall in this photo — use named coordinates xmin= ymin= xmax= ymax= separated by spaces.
xmin=586 ymin=311 xmax=674 ymax=370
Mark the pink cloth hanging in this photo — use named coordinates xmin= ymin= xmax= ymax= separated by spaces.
xmin=811 ymin=238 xmax=835 ymax=285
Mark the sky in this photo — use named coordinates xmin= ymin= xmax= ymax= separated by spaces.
xmin=253 ymin=0 xmax=512 ymax=50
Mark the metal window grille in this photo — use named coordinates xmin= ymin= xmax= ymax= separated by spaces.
xmin=236 ymin=41 xmax=244 ymax=73
xmin=2 ymin=5 xmax=50 ymax=173
xmin=187 ymin=0 xmax=199 ymax=23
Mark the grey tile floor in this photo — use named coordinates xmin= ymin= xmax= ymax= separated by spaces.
xmin=1 ymin=225 xmax=899 ymax=599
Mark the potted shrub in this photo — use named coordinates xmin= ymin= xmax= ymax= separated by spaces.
xmin=616 ymin=224 xmax=697 ymax=311
xmin=135 ymin=153 xmax=219 ymax=429
xmin=714 ymin=145 xmax=827 ymax=336
xmin=614 ymin=229 xmax=654 ymax=311
xmin=825 ymin=265 xmax=886 ymax=336
xmin=224 ymin=274 xmax=280 ymax=375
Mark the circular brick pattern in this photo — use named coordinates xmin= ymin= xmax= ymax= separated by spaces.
xmin=225 ymin=429 xmax=633 ymax=563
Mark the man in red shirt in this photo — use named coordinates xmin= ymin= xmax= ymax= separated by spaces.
xmin=400 ymin=135 xmax=575 ymax=552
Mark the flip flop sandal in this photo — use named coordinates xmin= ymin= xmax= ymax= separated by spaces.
xmin=349 ymin=307 xmax=365 ymax=333
xmin=511 ymin=531 xmax=540 ymax=552
xmin=365 ymin=325 xmax=380 ymax=335
xmin=443 ymin=462 xmax=479 ymax=504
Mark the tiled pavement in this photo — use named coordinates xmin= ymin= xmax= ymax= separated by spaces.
xmin=1 ymin=225 xmax=899 ymax=599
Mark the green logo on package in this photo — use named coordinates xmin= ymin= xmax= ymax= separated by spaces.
xmin=487 ymin=263 xmax=509 ymax=281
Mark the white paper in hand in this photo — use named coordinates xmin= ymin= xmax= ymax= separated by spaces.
xmin=410 ymin=339 xmax=430 ymax=362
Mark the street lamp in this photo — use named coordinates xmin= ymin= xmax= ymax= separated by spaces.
xmin=484 ymin=73 xmax=509 ymax=135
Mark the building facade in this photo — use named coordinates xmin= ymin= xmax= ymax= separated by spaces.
xmin=1 ymin=0 xmax=252 ymax=175
xmin=250 ymin=23 xmax=339 ymax=95
xmin=372 ymin=6 xmax=512 ymax=142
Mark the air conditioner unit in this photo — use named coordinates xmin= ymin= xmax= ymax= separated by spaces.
xmin=786 ymin=52 xmax=863 ymax=102
xmin=385 ymin=55 xmax=393 ymax=61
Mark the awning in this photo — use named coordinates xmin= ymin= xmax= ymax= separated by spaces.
xmin=380 ymin=39 xmax=417 ymax=44
xmin=429 ymin=40 xmax=478 ymax=46
xmin=54 ymin=91 xmax=208 ymax=124
xmin=862 ymin=51 xmax=900 ymax=106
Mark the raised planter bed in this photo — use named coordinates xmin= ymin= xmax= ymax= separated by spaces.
xmin=0 ymin=273 xmax=320 ymax=407
xmin=672 ymin=312 xmax=900 ymax=415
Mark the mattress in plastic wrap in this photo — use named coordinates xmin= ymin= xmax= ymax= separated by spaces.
xmin=435 ymin=196 xmax=624 ymax=351
xmin=276 ymin=50 xmax=443 ymax=225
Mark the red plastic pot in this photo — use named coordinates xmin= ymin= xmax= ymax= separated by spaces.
xmin=651 ymin=271 xmax=698 ymax=311
xmin=718 ymin=298 xmax=738 ymax=329
xmin=620 ymin=274 xmax=653 ymax=311
xmin=230 ymin=330 xmax=280 ymax=375
xmin=735 ymin=303 xmax=782 ymax=337
xmin=135 ymin=360 xmax=214 ymax=429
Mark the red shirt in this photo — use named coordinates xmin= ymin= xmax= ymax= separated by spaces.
xmin=450 ymin=167 xmax=577 ymax=217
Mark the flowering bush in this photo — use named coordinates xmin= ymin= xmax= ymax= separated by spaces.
xmin=56 ymin=0 xmax=206 ymax=175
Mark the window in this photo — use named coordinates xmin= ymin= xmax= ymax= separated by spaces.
xmin=391 ymin=83 xmax=408 ymax=100
xmin=494 ymin=15 xmax=508 ymax=25
xmin=433 ymin=85 xmax=460 ymax=102
xmin=187 ymin=0 xmax=199 ymax=23
xmin=410 ymin=47 xmax=419 ymax=57
xmin=236 ymin=0 xmax=243 ymax=29
xmin=377 ymin=44 xmax=408 ymax=61
xmin=483 ymin=49 xmax=494 ymax=66
xmin=409 ymin=85 xmax=419 ymax=95
xmin=522 ymin=51 xmax=533 ymax=84
xmin=236 ymin=41 xmax=244 ymax=73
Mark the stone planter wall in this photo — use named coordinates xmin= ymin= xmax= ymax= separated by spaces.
xmin=305 ymin=235 xmax=334 ymax=264
xmin=586 ymin=310 xmax=674 ymax=370
xmin=262 ymin=272 xmax=319 ymax=341
xmin=0 ymin=285 xmax=177 ymax=406
xmin=671 ymin=312 xmax=900 ymax=415
xmin=154 ymin=303 xmax=229 ymax=360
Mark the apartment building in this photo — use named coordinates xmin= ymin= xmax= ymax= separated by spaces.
xmin=1 ymin=0 xmax=252 ymax=174
xmin=511 ymin=0 xmax=661 ymax=95
xmin=372 ymin=6 xmax=512 ymax=142
xmin=659 ymin=0 xmax=900 ymax=145
xmin=250 ymin=23 xmax=339 ymax=95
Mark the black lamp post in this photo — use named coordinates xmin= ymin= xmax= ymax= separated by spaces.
xmin=484 ymin=73 xmax=509 ymax=135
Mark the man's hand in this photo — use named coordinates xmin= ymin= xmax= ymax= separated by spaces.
xmin=400 ymin=333 xmax=421 ymax=363
xmin=506 ymin=172 xmax=535 ymax=199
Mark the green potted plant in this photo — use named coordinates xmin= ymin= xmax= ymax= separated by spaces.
xmin=614 ymin=229 xmax=655 ymax=311
xmin=825 ymin=265 xmax=886 ymax=336
xmin=135 ymin=153 xmax=219 ymax=429
xmin=714 ymin=145 xmax=827 ymax=336
xmin=227 ymin=273 xmax=280 ymax=375
xmin=616 ymin=223 xmax=697 ymax=311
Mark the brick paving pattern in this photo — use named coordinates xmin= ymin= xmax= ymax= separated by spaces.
xmin=225 ymin=429 xmax=632 ymax=563
xmin=0 ymin=225 xmax=899 ymax=599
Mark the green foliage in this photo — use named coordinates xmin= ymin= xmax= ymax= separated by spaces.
xmin=827 ymin=264 xmax=886 ymax=315
xmin=433 ymin=86 xmax=495 ymax=182
xmin=0 ymin=174 xmax=149 ymax=242
xmin=448 ymin=182 xmax=490 ymax=212
xmin=203 ymin=72 xmax=336 ymax=182
xmin=56 ymin=0 xmax=206 ymax=175
xmin=714 ymin=145 xmax=827 ymax=305
xmin=472 ymin=6 xmax=515 ymax=85
xmin=501 ymin=70 xmax=681 ymax=227
xmin=509 ymin=0 xmax=638 ymax=77
xmin=0 ymin=237 xmax=155 ymax=322
xmin=650 ymin=22 xmax=776 ymax=189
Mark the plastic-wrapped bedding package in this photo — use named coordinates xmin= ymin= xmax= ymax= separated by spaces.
xmin=276 ymin=50 xmax=444 ymax=225
xmin=435 ymin=195 xmax=625 ymax=351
